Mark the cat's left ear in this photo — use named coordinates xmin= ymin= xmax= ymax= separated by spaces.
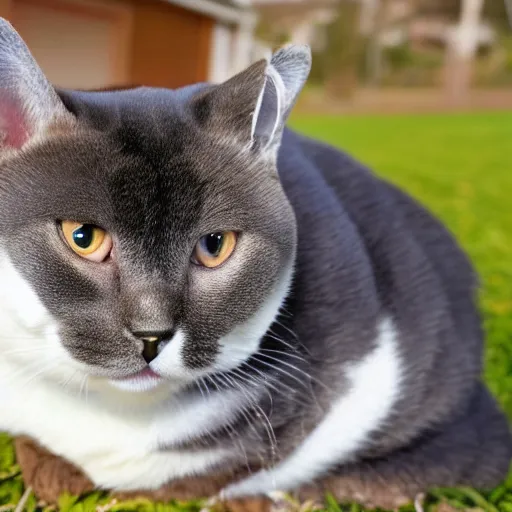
xmin=0 ymin=18 xmax=73 ymax=157
xmin=192 ymin=44 xmax=311 ymax=155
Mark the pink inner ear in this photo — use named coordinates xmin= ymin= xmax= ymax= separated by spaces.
xmin=0 ymin=89 xmax=31 ymax=149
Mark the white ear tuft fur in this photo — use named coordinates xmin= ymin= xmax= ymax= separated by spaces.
xmin=250 ymin=45 xmax=311 ymax=151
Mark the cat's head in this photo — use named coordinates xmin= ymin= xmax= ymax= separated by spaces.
xmin=0 ymin=19 xmax=310 ymax=395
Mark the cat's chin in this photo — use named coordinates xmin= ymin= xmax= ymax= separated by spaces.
xmin=107 ymin=367 xmax=168 ymax=393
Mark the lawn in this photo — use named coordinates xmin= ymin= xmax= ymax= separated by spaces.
xmin=290 ymin=111 xmax=512 ymax=417
xmin=1 ymin=111 xmax=512 ymax=511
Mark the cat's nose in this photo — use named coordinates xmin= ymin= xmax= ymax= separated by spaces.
xmin=133 ymin=330 xmax=174 ymax=363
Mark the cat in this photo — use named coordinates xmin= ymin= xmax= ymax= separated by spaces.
xmin=0 ymin=17 xmax=511 ymax=508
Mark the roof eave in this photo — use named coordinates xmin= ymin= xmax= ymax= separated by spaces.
xmin=164 ymin=0 xmax=257 ymax=26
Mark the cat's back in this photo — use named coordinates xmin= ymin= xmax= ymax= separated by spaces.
xmin=297 ymin=127 xmax=483 ymax=350
xmin=279 ymin=128 xmax=478 ymax=306
xmin=277 ymin=128 xmax=484 ymax=439
xmin=280 ymin=130 xmax=477 ymax=290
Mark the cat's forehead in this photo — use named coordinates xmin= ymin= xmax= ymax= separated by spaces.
xmin=58 ymin=85 xmax=255 ymax=178
xmin=58 ymin=86 xmax=202 ymax=153
xmin=58 ymin=85 xmax=206 ymax=126
xmin=0 ymin=86 xmax=270 ymax=241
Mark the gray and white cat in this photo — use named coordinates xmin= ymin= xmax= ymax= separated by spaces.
xmin=0 ymin=18 xmax=510 ymax=504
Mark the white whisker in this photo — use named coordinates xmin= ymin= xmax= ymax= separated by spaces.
xmin=78 ymin=374 xmax=88 ymax=402
xmin=255 ymin=352 xmax=328 ymax=392
xmin=259 ymin=348 xmax=307 ymax=363
xmin=196 ymin=377 xmax=210 ymax=400
xmin=214 ymin=372 xmax=278 ymax=465
xmin=233 ymin=364 xmax=303 ymax=406
xmin=272 ymin=318 xmax=299 ymax=340
xmin=58 ymin=369 xmax=79 ymax=393
xmin=230 ymin=367 xmax=275 ymax=414
xmin=211 ymin=373 xmax=263 ymax=441
xmin=204 ymin=374 xmax=253 ymax=469
xmin=14 ymin=361 xmax=59 ymax=391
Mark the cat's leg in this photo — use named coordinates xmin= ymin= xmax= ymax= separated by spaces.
xmin=15 ymin=385 xmax=510 ymax=509
xmin=7 ymin=433 xmax=442 ymax=512
xmin=223 ymin=384 xmax=512 ymax=507
xmin=114 ymin=469 xmax=251 ymax=502
xmin=14 ymin=436 xmax=95 ymax=504
xmin=15 ymin=435 xmax=271 ymax=511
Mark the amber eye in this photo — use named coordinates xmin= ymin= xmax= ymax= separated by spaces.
xmin=193 ymin=231 xmax=237 ymax=268
xmin=61 ymin=221 xmax=113 ymax=262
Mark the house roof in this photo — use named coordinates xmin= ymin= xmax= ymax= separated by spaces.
xmin=165 ymin=0 xmax=255 ymax=24
xmin=214 ymin=0 xmax=251 ymax=7
xmin=254 ymin=0 xmax=336 ymax=5
xmin=253 ymin=0 xmax=337 ymax=16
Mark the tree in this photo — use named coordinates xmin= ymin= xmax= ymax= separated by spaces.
xmin=443 ymin=0 xmax=485 ymax=102
xmin=324 ymin=0 xmax=364 ymax=98
xmin=361 ymin=0 xmax=392 ymax=86
xmin=483 ymin=0 xmax=511 ymax=31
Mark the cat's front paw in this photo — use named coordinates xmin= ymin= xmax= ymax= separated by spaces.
xmin=14 ymin=436 xmax=94 ymax=504
xmin=220 ymin=470 xmax=277 ymax=500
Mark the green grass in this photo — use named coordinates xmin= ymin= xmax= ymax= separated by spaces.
xmin=290 ymin=111 xmax=512 ymax=415
xmin=1 ymin=112 xmax=512 ymax=511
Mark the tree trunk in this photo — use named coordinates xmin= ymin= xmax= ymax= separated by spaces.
xmin=444 ymin=0 xmax=485 ymax=104
xmin=324 ymin=0 xmax=363 ymax=99
xmin=361 ymin=0 xmax=390 ymax=86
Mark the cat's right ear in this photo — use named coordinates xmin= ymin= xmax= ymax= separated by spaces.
xmin=191 ymin=44 xmax=311 ymax=157
xmin=0 ymin=18 xmax=73 ymax=157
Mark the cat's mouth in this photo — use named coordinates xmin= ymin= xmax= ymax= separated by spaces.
xmin=108 ymin=367 xmax=165 ymax=393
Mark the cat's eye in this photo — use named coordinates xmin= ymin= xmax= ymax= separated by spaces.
xmin=192 ymin=231 xmax=237 ymax=268
xmin=61 ymin=221 xmax=113 ymax=262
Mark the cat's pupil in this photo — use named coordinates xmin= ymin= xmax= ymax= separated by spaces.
xmin=204 ymin=233 xmax=224 ymax=257
xmin=72 ymin=225 xmax=94 ymax=249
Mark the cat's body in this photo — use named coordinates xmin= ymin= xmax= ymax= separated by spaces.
xmin=0 ymin=18 xmax=510 ymax=503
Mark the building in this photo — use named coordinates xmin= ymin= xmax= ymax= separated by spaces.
xmin=0 ymin=0 xmax=257 ymax=89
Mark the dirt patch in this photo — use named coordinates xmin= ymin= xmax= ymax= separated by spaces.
xmin=296 ymin=87 xmax=512 ymax=115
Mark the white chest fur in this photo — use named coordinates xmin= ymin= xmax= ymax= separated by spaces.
xmin=0 ymin=366 xmax=244 ymax=490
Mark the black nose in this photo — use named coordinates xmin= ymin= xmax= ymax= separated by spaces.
xmin=133 ymin=330 xmax=174 ymax=363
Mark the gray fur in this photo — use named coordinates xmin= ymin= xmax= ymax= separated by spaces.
xmin=0 ymin=17 xmax=510 ymax=497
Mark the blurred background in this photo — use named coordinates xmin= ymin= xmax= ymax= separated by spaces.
xmin=0 ymin=0 xmax=511 ymax=110
xmin=0 ymin=0 xmax=511 ymax=415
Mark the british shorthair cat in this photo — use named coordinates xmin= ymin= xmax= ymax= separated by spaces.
xmin=0 ymin=18 xmax=510 ymax=508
